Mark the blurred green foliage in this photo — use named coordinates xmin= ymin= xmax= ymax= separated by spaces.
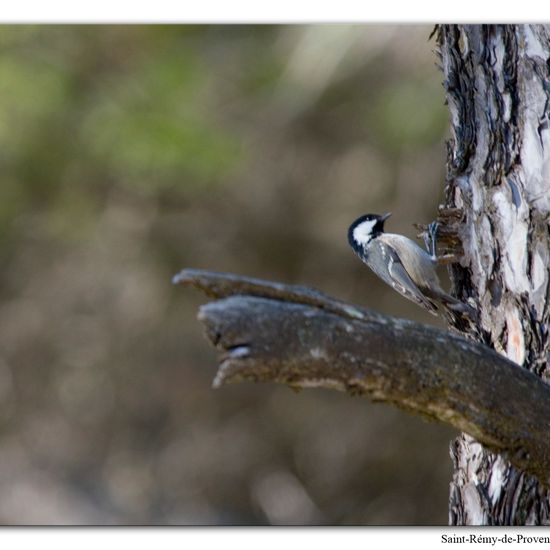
xmin=369 ymin=76 xmax=448 ymax=153
xmin=0 ymin=26 xmax=257 ymax=243
xmin=0 ymin=26 xmax=449 ymax=245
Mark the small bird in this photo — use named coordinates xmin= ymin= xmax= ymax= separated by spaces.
xmin=348 ymin=212 xmax=473 ymax=320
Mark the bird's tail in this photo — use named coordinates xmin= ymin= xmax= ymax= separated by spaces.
xmin=437 ymin=291 xmax=478 ymax=324
xmin=422 ymin=286 xmax=477 ymax=324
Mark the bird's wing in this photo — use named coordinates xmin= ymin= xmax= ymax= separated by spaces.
xmin=384 ymin=245 xmax=438 ymax=313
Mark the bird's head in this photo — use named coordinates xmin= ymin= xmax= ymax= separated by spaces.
xmin=348 ymin=212 xmax=391 ymax=250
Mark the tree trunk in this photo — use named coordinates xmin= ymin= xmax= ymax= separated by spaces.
xmin=437 ymin=24 xmax=550 ymax=525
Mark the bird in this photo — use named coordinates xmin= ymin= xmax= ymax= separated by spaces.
xmin=347 ymin=212 xmax=474 ymax=321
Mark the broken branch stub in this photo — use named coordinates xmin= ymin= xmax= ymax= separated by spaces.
xmin=174 ymin=268 xmax=550 ymax=489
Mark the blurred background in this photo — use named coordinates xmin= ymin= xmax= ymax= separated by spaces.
xmin=0 ymin=25 xmax=458 ymax=525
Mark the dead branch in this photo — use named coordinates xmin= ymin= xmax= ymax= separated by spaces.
xmin=174 ymin=268 xmax=550 ymax=488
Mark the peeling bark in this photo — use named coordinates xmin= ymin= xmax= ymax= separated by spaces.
xmin=437 ymin=24 xmax=550 ymax=525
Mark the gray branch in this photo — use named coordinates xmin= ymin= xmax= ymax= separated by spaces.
xmin=174 ymin=268 xmax=550 ymax=488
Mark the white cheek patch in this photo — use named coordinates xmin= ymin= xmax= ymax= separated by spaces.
xmin=352 ymin=219 xmax=377 ymax=245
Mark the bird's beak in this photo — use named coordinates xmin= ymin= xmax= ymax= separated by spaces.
xmin=381 ymin=212 xmax=392 ymax=221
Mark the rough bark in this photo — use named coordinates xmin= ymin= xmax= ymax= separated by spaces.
xmin=437 ymin=24 xmax=550 ymax=525
xmin=175 ymin=269 xmax=550 ymax=491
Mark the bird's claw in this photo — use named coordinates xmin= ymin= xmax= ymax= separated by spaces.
xmin=423 ymin=221 xmax=440 ymax=261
